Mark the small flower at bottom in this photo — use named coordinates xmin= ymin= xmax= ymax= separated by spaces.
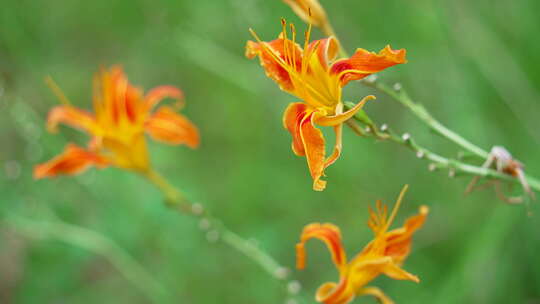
xmin=296 ymin=186 xmax=428 ymax=304
xmin=246 ymin=20 xmax=406 ymax=191
xmin=34 ymin=66 xmax=199 ymax=178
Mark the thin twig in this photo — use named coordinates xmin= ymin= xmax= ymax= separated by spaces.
xmin=140 ymin=169 xmax=295 ymax=294
xmin=355 ymin=81 xmax=540 ymax=193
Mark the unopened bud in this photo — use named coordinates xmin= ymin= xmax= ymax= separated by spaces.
xmin=380 ymin=124 xmax=388 ymax=132
xmin=402 ymin=133 xmax=411 ymax=141
xmin=416 ymin=150 xmax=425 ymax=159
xmin=393 ymin=82 xmax=402 ymax=91
xmin=283 ymin=0 xmax=328 ymax=29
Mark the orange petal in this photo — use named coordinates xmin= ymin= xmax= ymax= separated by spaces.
xmin=314 ymin=95 xmax=374 ymax=127
xmin=306 ymin=37 xmax=339 ymax=69
xmin=33 ymin=144 xmax=109 ymax=179
xmin=296 ymin=223 xmax=347 ymax=271
xmin=384 ymin=205 xmax=429 ymax=263
xmin=245 ymin=35 xmax=303 ymax=94
xmin=283 ymin=102 xmax=309 ymax=156
xmin=46 ymin=105 xmax=98 ymax=134
xmin=300 ymin=112 xmax=327 ymax=191
xmin=145 ymin=106 xmax=199 ymax=148
xmin=145 ymin=85 xmax=184 ymax=110
xmin=93 ymin=66 xmax=146 ymax=125
xmin=330 ymin=45 xmax=407 ymax=86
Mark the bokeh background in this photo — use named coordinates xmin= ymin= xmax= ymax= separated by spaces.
xmin=1 ymin=0 xmax=540 ymax=303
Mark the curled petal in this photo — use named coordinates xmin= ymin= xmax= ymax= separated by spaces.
xmin=300 ymin=112 xmax=327 ymax=191
xmin=46 ymin=106 xmax=98 ymax=134
xmin=331 ymin=45 xmax=407 ymax=86
xmin=34 ymin=144 xmax=108 ymax=179
xmin=297 ymin=223 xmax=347 ymax=271
xmin=283 ymin=102 xmax=309 ymax=156
xmin=384 ymin=205 xmax=429 ymax=263
xmin=145 ymin=106 xmax=199 ymax=148
xmin=316 ymin=280 xmax=355 ymax=304
xmin=314 ymin=95 xmax=375 ymax=127
xmin=382 ymin=262 xmax=419 ymax=282
xmin=324 ymin=124 xmax=342 ymax=170
xmin=357 ymin=287 xmax=394 ymax=304
xmin=145 ymin=85 xmax=184 ymax=110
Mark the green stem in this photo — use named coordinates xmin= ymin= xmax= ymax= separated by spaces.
xmin=364 ymin=81 xmax=489 ymax=158
xmin=140 ymin=169 xmax=293 ymax=287
xmin=345 ymin=107 xmax=540 ymax=191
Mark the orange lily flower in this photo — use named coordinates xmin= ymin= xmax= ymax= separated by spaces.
xmin=246 ymin=21 xmax=406 ymax=191
xmin=34 ymin=66 xmax=199 ymax=178
xmin=296 ymin=186 xmax=428 ymax=304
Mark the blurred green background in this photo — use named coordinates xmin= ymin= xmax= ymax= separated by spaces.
xmin=1 ymin=0 xmax=540 ymax=303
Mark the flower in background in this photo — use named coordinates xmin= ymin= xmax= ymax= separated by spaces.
xmin=296 ymin=186 xmax=428 ymax=304
xmin=34 ymin=66 xmax=199 ymax=178
xmin=246 ymin=20 xmax=406 ymax=191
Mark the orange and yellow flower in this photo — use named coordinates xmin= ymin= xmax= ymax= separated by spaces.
xmin=34 ymin=66 xmax=199 ymax=178
xmin=296 ymin=186 xmax=428 ymax=304
xmin=246 ymin=21 xmax=406 ymax=191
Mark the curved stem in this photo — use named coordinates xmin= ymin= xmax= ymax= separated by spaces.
xmin=140 ymin=169 xmax=293 ymax=289
xmin=363 ymin=81 xmax=489 ymax=159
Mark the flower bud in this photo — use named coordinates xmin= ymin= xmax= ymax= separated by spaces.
xmin=282 ymin=0 xmax=328 ymax=29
